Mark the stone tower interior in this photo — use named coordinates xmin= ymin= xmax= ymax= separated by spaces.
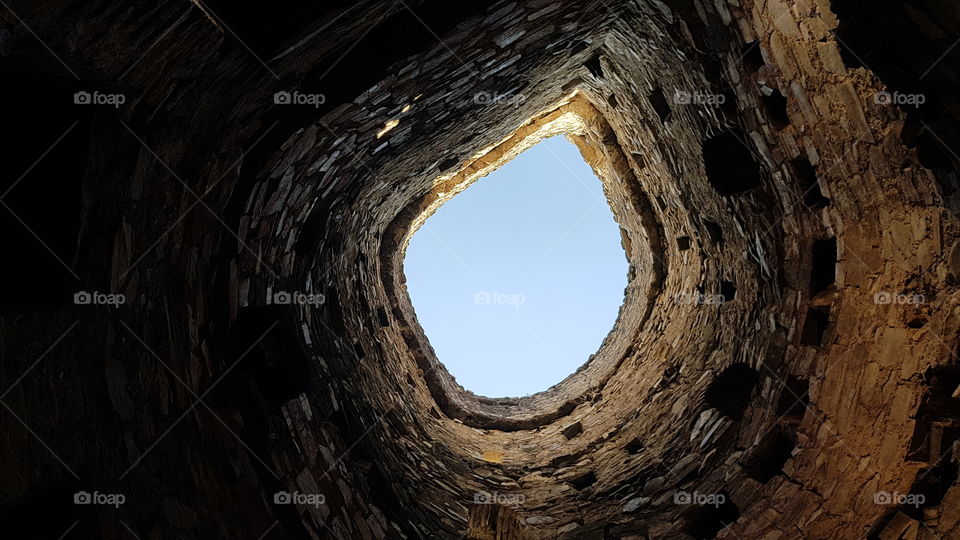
xmin=2 ymin=0 xmax=960 ymax=538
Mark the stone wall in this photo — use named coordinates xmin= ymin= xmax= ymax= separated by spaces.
xmin=1 ymin=0 xmax=959 ymax=538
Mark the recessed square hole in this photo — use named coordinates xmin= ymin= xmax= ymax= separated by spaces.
xmin=743 ymin=426 xmax=797 ymax=483
xmin=761 ymin=88 xmax=789 ymax=130
xmin=743 ymin=41 xmax=765 ymax=71
xmin=703 ymin=129 xmax=763 ymax=196
xmin=649 ymin=86 xmax=672 ymax=124
xmin=800 ymin=306 xmax=830 ymax=346
xmin=774 ymin=375 xmax=809 ymax=420
xmin=567 ymin=470 xmax=597 ymax=490
xmin=705 ymin=364 xmax=759 ymax=420
xmin=791 ymin=158 xmax=830 ymax=209
xmin=584 ymin=54 xmax=604 ymax=78
xmin=704 ymin=220 xmax=724 ymax=244
xmin=810 ymin=237 xmax=837 ymax=296
xmin=624 ymin=437 xmax=645 ymax=454
xmin=720 ymin=280 xmax=736 ymax=302
xmin=561 ymin=421 xmax=584 ymax=440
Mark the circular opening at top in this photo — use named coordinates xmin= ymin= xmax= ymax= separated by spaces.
xmin=402 ymin=135 xmax=629 ymax=397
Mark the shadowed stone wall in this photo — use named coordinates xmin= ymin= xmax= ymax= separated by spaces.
xmin=1 ymin=0 xmax=959 ymax=538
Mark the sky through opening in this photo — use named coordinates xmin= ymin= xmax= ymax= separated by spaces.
xmin=404 ymin=136 xmax=629 ymax=397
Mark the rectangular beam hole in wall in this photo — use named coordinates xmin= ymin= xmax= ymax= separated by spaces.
xmin=800 ymin=306 xmax=830 ymax=346
xmin=791 ymin=158 xmax=830 ymax=209
xmin=649 ymin=86 xmax=672 ymax=124
xmin=810 ymin=237 xmax=837 ymax=296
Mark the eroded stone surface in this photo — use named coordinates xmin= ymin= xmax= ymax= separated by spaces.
xmin=1 ymin=0 xmax=959 ymax=538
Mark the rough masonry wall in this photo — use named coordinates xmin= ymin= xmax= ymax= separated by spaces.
xmin=1 ymin=0 xmax=959 ymax=539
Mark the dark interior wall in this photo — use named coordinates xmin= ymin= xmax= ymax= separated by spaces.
xmin=0 ymin=0 xmax=959 ymax=539
xmin=0 ymin=57 xmax=88 ymax=308
xmin=831 ymin=0 xmax=960 ymax=209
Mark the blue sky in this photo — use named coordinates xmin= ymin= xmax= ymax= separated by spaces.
xmin=403 ymin=136 xmax=628 ymax=397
